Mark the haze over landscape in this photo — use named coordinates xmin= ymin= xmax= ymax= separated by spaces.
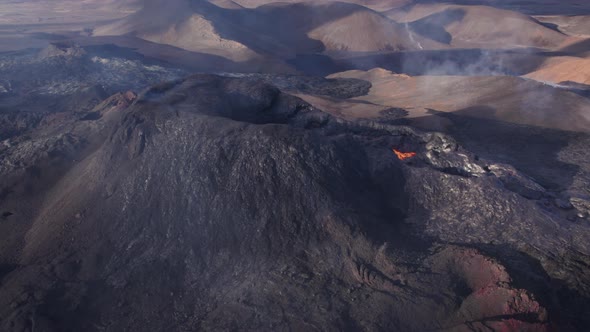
xmin=0 ymin=0 xmax=590 ymax=331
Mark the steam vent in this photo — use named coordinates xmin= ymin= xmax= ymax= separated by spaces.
xmin=1 ymin=0 xmax=590 ymax=331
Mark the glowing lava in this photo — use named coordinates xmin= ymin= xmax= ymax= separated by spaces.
xmin=393 ymin=148 xmax=416 ymax=160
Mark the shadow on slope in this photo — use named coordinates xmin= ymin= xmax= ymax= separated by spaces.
xmin=560 ymin=38 xmax=590 ymax=56
xmin=407 ymin=8 xmax=466 ymax=44
xmin=413 ymin=0 xmax=590 ymax=15
xmin=290 ymin=48 xmax=547 ymax=76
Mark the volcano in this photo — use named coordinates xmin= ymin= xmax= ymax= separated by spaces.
xmin=1 ymin=0 xmax=590 ymax=331
xmin=0 ymin=74 xmax=589 ymax=331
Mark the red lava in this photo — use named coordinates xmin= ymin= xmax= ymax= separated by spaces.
xmin=393 ymin=148 xmax=417 ymax=160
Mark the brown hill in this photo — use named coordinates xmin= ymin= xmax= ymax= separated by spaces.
xmin=96 ymin=0 xmax=434 ymax=60
xmin=232 ymin=0 xmax=411 ymax=11
xmin=303 ymin=3 xmax=443 ymax=52
xmin=536 ymin=15 xmax=590 ymax=38
xmin=317 ymin=68 xmax=590 ymax=132
xmin=95 ymin=0 xmax=260 ymax=62
xmin=525 ymin=56 xmax=590 ymax=85
xmin=385 ymin=4 xmax=570 ymax=49
xmin=409 ymin=0 xmax=590 ymax=16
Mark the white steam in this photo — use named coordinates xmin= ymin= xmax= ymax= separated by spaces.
xmin=404 ymin=22 xmax=423 ymax=50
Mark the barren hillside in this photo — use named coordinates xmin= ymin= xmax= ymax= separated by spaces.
xmin=386 ymin=4 xmax=570 ymax=49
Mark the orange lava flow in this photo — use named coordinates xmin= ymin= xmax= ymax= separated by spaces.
xmin=393 ymin=148 xmax=416 ymax=160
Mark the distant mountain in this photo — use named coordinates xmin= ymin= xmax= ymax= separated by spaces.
xmin=413 ymin=0 xmax=590 ymax=15
xmin=328 ymin=68 xmax=590 ymax=132
xmin=386 ymin=3 xmax=570 ymax=49
xmin=232 ymin=0 xmax=412 ymax=11
xmin=96 ymin=0 xmax=435 ymax=61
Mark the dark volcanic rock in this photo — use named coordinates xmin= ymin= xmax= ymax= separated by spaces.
xmin=38 ymin=42 xmax=87 ymax=60
xmin=379 ymin=107 xmax=409 ymax=121
xmin=221 ymin=73 xmax=372 ymax=99
xmin=0 ymin=45 xmax=185 ymax=99
xmin=0 ymin=74 xmax=589 ymax=331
